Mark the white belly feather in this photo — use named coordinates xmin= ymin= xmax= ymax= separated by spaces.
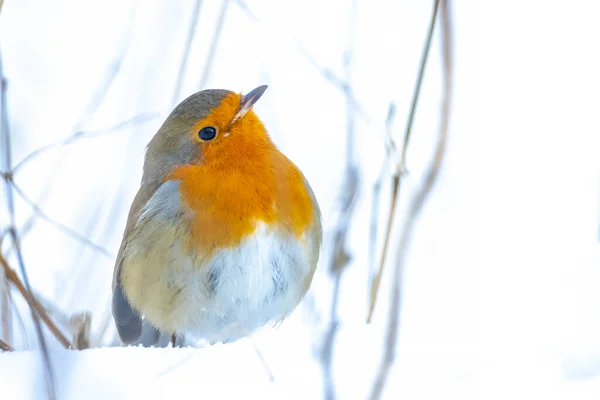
xmin=121 ymin=180 xmax=316 ymax=344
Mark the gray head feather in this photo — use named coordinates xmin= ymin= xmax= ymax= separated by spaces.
xmin=142 ymin=89 xmax=233 ymax=184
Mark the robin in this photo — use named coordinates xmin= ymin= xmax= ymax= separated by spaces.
xmin=111 ymin=85 xmax=322 ymax=346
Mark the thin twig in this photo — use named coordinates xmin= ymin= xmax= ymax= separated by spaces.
xmin=367 ymin=0 xmax=442 ymax=323
xmin=12 ymin=114 xmax=157 ymax=174
xmin=33 ymin=290 xmax=71 ymax=330
xmin=0 ymin=229 xmax=12 ymax=344
xmin=7 ymin=179 xmax=114 ymax=258
xmin=1 ymin=272 xmax=10 ymax=343
xmin=15 ymin=180 xmax=56 ymax=238
xmin=0 ymin=338 xmax=13 ymax=351
xmin=3 ymin=38 xmax=139 ymax=252
xmin=320 ymin=269 xmax=342 ymax=400
xmin=0 ymin=262 xmax=28 ymax=349
xmin=320 ymin=169 xmax=359 ymax=400
xmin=1 ymin=50 xmax=57 ymax=400
xmin=251 ymin=340 xmax=275 ymax=382
xmin=198 ymin=0 xmax=229 ymax=89
xmin=0 ymin=54 xmax=11 ymax=346
xmin=368 ymin=103 xmax=397 ymax=292
xmin=73 ymin=11 xmax=135 ymax=131
xmin=320 ymin=3 xmax=359 ymax=400
xmin=32 ymin=288 xmax=86 ymax=346
xmin=370 ymin=1 xmax=453 ymax=398
xmin=296 ymin=47 xmax=369 ymax=120
xmin=70 ymin=312 xmax=92 ymax=350
xmin=10 ymin=292 xmax=29 ymax=348
xmin=55 ymin=200 xmax=105 ymax=303
xmin=0 ymin=253 xmax=72 ymax=349
xmin=235 ymin=0 xmax=370 ymax=121
xmin=35 ymin=260 xmax=92 ymax=350
xmin=3 ymin=157 xmax=65 ymax=259
xmin=33 ymin=289 xmax=93 ymax=350
xmin=172 ymin=0 xmax=203 ymax=105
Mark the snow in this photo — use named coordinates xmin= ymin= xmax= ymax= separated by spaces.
xmin=1 ymin=0 xmax=600 ymax=399
xmin=2 ymin=341 xmax=600 ymax=400
xmin=1 ymin=346 xmax=294 ymax=400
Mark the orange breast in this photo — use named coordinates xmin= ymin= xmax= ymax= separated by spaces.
xmin=165 ymin=120 xmax=314 ymax=254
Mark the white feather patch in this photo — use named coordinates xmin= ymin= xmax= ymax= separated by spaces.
xmin=178 ymin=222 xmax=312 ymax=343
xmin=122 ymin=181 xmax=316 ymax=344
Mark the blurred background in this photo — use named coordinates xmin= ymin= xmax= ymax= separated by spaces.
xmin=1 ymin=0 xmax=600 ymax=399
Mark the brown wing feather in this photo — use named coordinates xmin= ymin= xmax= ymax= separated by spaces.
xmin=112 ymin=182 xmax=160 ymax=344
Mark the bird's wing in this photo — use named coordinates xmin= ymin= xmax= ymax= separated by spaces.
xmin=112 ymin=181 xmax=160 ymax=344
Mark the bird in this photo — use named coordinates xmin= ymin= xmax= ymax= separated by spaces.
xmin=111 ymin=85 xmax=322 ymax=347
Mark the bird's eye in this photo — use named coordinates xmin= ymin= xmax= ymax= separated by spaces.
xmin=198 ymin=126 xmax=217 ymax=141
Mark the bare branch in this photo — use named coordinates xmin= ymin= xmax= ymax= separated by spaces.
xmin=33 ymin=287 xmax=93 ymax=350
xmin=251 ymin=340 xmax=275 ymax=382
xmin=235 ymin=0 xmax=370 ymax=121
xmin=0 ymin=265 xmax=12 ymax=344
xmin=0 ymin=225 xmax=9 ymax=344
xmin=367 ymin=0 xmax=442 ymax=323
xmin=3 ymin=27 xmax=141 ymax=251
xmin=33 ymin=290 xmax=71 ymax=328
xmin=321 ymin=168 xmax=360 ymax=400
xmin=295 ymin=47 xmax=369 ymax=120
xmin=0 ymin=253 xmax=72 ymax=349
xmin=172 ymin=0 xmax=204 ymax=105
xmin=368 ymin=104 xmax=397 ymax=286
xmin=198 ymin=0 xmax=230 ymax=89
xmin=73 ymin=13 xmax=135 ymax=130
xmin=370 ymin=1 xmax=453 ymax=398
xmin=12 ymin=114 xmax=157 ymax=174
xmin=1 ymin=50 xmax=57 ymax=400
xmin=3 ymin=158 xmax=66 ymax=259
xmin=320 ymin=2 xmax=360 ymax=400
xmin=8 ymin=179 xmax=114 ymax=258
xmin=0 ymin=230 xmax=12 ymax=343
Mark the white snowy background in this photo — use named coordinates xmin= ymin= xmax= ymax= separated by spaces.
xmin=1 ymin=0 xmax=600 ymax=399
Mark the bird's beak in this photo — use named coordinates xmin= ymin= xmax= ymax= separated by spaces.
xmin=231 ymin=85 xmax=268 ymax=124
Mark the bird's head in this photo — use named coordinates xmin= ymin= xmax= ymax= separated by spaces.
xmin=143 ymin=85 xmax=270 ymax=184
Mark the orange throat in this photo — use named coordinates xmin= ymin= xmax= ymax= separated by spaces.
xmin=165 ymin=117 xmax=314 ymax=254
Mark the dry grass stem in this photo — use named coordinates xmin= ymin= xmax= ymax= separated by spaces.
xmin=367 ymin=0 xmax=442 ymax=323
xmin=252 ymin=340 xmax=275 ymax=382
xmin=367 ymin=174 xmax=399 ymax=323
xmin=320 ymin=167 xmax=359 ymax=400
xmin=2 ymin=51 xmax=57 ymax=399
xmin=72 ymin=20 xmax=135 ymax=131
xmin=3 ymin=169 xmax=61 ymax=258
xmin=34 ymin=289 xmax=83 ymax=342
xmin=320 ymin=2 xmax=360 ymax=399
xmin=1 ymin=259 xmax=12 ymax=344
xmin=370 ymin=1 xmax=452 ymax=398
xmin=368 ymin=103 xmax=397 ymax=293
xmin=172 ymin=0 xmax=203 ymax=105
xmin=12 ymin=114 xmax=157 ymax=174
xmin=8 ymin=179 xmax=114 ymax=258
xmin=0 ymin=338 xmax=13 ymax=351
xmin=0 ymin=253 xmax=72 ymax=349
xmin=70 ymin=312 xmax=92 ymax=350
xmin=198 ymin=0 xmax=229 ymax=89
xmin=235 ymin=0 xmax=374 ymax=122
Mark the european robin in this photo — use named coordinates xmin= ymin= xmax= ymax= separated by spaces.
xmin=111 ymin=85 xmax=322 ymax=346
